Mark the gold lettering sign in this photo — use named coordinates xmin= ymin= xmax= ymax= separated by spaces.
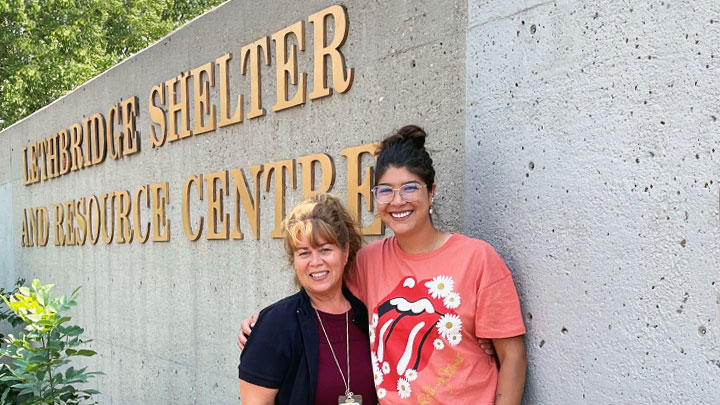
xmin=23 ymin=140 xmax=389 ymax=248
xmin=18 ymin=6 xmax=391 ymax=249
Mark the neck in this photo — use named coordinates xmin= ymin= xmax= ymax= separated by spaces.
xmin=308 ymin=288 xmax=350 ymax=314
xmin=396 ymin=223 xmax=445 ymax=254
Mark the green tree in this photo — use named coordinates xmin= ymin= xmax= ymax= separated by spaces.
xmin=0 ymin=0 xmax=224 ymax=130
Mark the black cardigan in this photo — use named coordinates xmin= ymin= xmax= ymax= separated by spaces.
xmin=238 ymin=287 xmax=369 ymax=404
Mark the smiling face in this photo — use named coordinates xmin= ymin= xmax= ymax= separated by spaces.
xmin=376 ymin=166 xmax=435 ymax=237
xmin=292 ymin=234 xmax=348 ymax=300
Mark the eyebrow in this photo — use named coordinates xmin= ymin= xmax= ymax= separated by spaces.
xmin=377 ymin=180 xmax=421 ymax=186
xmin=295 ymin=242 xmax=332 ymax=250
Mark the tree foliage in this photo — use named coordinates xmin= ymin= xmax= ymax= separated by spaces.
xmin=0 ymin=0 xmax=224 ymax=130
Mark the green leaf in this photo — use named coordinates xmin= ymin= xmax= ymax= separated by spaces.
xmin=64 ymin=326 xmax=83 ymax=336
xmin=74 ymin=349 xmax=96 ymax=357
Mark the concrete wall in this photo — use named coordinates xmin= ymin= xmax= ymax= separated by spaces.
xmin=3 ymin=0 xmax=719 ymax=403
xmin=0 ymin=0 xmax=466 ymax=403
xmin=466 ymin=0 xmax=720 ymax=403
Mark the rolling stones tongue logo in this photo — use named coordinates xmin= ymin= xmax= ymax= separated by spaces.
xmin=369 ymin=276 xmax=462 ymax=400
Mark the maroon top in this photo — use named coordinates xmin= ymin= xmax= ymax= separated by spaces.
xmin=315 ymin=308 xmax=378 ymax=405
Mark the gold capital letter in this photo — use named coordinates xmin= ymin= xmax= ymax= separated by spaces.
xmin=134 ymin=185 xmax=150 ymax=244
xmin=191 ymin=62 xmax=217 ymax=135
xmin=206 ymin=171 xmax=229 ymax=240
xmin=107 ymin=104 xmax=122 ymax=160
xmin=216 ymin=53 xmax=243 ymax=128
xmin=341 ymin=143 xmax=383 ymax=235
xmin=59 ymin=129 xmax=72 ymax=175
xmin=21 ymin=209 xmax=30 ymax=247
xmin=297 ymin=153 xmax=335 ymax=198
xmin=46 ymin=134 xmax=58 ymax=178
xmin=36 ymin=206 xmax=49 ymax=246
xmin=166 ymin=74 xmax=192 ymax=142
xmin=149 ymin=83 xmax=167 ymax=147
xmin=63 ymin=200 xmax=76 ymax=246
xmin=86 ymin=195 xmax=101 ymax=245
xmin=229 ymin=165 xmax=263 ymax=240
xmin=182 ymin=175 xmax=204 ymax=241
xmin=272 ymin=20 xmax=307 ymax=112
xmin=52 ymin=203 xmax=64 ymax=246
xmin=264 ymin=159 xmax=296 ymax=238
xmin=84 ymin=113 xmax=107 ymax=166
xmin=74 ymin=198 xmax=87 ymax=246
xmin=115 ymin=190 xmax=133 ymax=244
xmin=150 ymin=182 xmax=171 ymax=242
xmin=99 ymin=193 xmax=115 ymax=244
xmin=22 ymin=148 xmax=30 ymax=185
xmin=241 ymin=37 xmax=270 ymax=120
xmin=308 ymin=5 xmax=354 ymax=99
xmin=121 ymin=96 xmax=139 ymax=155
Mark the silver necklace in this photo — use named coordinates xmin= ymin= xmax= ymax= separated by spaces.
xmin=314 ymin=308 xmax=362 ymax=404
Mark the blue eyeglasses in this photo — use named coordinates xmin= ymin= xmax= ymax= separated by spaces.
xmin=371 ymin=182 xmax=428 ymax=204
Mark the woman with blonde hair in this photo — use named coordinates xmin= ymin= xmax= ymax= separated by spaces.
xmin=238 ymin=193 xmax=377 ymax=404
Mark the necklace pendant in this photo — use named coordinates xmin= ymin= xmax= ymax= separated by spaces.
xmin=338 ymin=394 xmax=362 ymax=404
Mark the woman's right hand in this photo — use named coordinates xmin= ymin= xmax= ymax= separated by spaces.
xmin=237 ymin=313 xmax=259 ymax=350
xmin=478 ymin=337 xmax=496 ymax=356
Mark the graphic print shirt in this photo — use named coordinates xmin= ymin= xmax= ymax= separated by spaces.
xmin=345 ymin=233 xmax=526 ymax=404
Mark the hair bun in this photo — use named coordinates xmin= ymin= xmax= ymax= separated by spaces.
xmin=386 ymin=125 xmax=427 ymax=148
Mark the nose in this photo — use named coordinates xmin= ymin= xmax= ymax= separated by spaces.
xmin=390 ymin=188 xmax=405 ymax=205
xmin=309 ymin=251 xmax=323 ymax=266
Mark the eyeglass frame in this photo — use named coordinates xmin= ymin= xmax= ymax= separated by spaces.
xmin=371 ymin=182 xmax=430 ymax=204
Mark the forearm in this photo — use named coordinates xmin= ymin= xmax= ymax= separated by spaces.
xmin=492 ymin=336 xmax=527 ymax=405
xmin=495 ymin=354 xmax=526 ymax=404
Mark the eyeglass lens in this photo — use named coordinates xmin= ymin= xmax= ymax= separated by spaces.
xmin=373 ymin=183 xmax=423 ymax=203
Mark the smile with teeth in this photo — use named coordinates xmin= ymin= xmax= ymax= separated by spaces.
xmin=390 ymin=210 xmax=412 ymax=219
xmin=309 ymin=271 xmax=329 ymax=279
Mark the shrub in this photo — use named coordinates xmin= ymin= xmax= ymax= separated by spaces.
xmin=0 ymin=279 xmax=102 ymax=404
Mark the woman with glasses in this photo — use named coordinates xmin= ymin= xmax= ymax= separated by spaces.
xmin=241 ymin=125 xmax=526 ymax=404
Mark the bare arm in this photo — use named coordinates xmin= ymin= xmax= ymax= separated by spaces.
xmin=239 ymin=379 xmax=278 ymax=405
xmin=237 ymin=313 xmax=259 ymax=350
xmin=492 ymin=335 xmax=527 ymax=405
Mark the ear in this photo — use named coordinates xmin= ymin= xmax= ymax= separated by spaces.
xmin=430 ymin=183 xmax=437 ymax=199
xmin=343 ymin=242 xmax=350 ymax=264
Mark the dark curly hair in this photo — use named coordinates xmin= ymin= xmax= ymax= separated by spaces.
xmin=374 ymin=125 xmax=435 ymax=188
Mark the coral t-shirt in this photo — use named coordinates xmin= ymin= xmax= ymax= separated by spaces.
xmin=345 ymin=233 xmax=525 ymax=404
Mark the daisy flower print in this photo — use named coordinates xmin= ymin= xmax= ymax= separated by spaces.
xmin=436 ymin=313 xmax=462 ymax=338
xmin=425 ymin=275 xmax=454 ymax=299
xmin=397 ymin=378 xmax=411 ymax=399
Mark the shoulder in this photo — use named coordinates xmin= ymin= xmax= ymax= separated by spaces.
xmin=448 ymin=233 xmax=498 ymax=256
xmin=356 ymin=237 xmax=395 ymax=260
xmin=254 ymin=291 xmax=303 ymax=331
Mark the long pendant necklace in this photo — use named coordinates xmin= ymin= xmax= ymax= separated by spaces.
xmin=314 ymin=308 xmax=363 ymax=404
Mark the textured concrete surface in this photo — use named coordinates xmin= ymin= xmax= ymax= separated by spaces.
xmin=3 ymin=0 xmax=718 ymax=403
xmin=466 ymin=0 xmax=720 ymax=403
xmin=0 ymin=183 xmax=14 ymax=288
xmin=0 ymin=0 xmax=466 ymax=403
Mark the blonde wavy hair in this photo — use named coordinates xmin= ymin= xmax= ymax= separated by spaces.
xmin=283 ymin=193 xmax=363 ymax=274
